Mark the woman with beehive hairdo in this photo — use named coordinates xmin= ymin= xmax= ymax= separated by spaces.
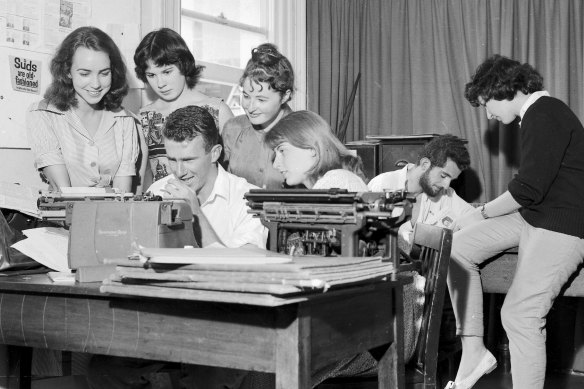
xmin=221 ymin=42 xmax=296 ymax=189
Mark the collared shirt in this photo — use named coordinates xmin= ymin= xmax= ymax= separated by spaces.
xmin=313 ymin=169 xmax=369 ymax=191
xmin=519 ymin=90 xmax=550 ymax=121
xmin=221 ymin=105 xmax=292 ymax=190
xmin=27 ymin=100 xmax=138 ymax=187
xmin=367 ymin=165 xmax=474 ymax=246
xmin=201 ymin=165 xmax=268 ymax=249
xmin=367 ymin=164 xmax=411 ymax=192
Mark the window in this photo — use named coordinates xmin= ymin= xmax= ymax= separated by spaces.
xmin=152 ymin=0 xmax=305 ymax=112
xmin=181 ymin=0 xmax=270 ymax=115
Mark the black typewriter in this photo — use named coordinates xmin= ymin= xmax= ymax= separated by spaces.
xmin=245 ymin=189 xmax=414 ymax=262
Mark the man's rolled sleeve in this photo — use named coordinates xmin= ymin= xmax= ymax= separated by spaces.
xmin=229 ymin=204 xmax=268 ymax=249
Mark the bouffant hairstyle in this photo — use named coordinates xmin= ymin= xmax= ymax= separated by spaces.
xmin=240 ymin=43 xmax=295 ymax=99
xmin=465 ymin=54 xmax=544 ymax=107
xmin=44 ymin=26 xmax=128 ymax=111
xmin=265 ymin=110 xmax=365 ymax=186
xmin=134 ymin=28 xmax=204 ymax=89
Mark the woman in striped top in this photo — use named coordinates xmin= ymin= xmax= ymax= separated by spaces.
xmin=27 ymin=26 xmax=138 ymax=193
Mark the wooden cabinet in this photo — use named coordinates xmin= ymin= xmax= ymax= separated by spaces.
xmin=345 ymin=140 xmax=381 ymax=180
xmin=346 ymin=135 xmax=439 ymax=181
xmin=367 ymin=134 xmax=440 ymax=174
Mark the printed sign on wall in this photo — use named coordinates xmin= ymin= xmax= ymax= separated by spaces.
xmin=9 ymin=55 xmax=41 ymax=94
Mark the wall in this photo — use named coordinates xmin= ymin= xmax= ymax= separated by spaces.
xmin=0 ymin=0 xmax=142 ymax=187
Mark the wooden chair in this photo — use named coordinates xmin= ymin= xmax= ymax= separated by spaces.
xmin=316 ymin=223 xmax=453 ymax=389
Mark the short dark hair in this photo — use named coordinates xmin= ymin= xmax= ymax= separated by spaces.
xmin=465 ymin=54 xmax=544 ymax=107
xmin=163 ymin=105 xmax=219 ymax=152
xmin=418 ymin=134 xmax=470 ymax=171
xmin=134 ymin=28 xmax=204 ymax=88
xmin=240 ymin=43 xmax=295 ymax=99
xmin=44 ymin=26 xmax=128 ymax=111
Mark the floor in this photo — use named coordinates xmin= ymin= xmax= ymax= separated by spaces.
xmin=24 ymin=365 xmax=584 ymax=389
xmin=31 ymin=376 xmax=90 ymax=389
xmin=463 ymin=366 xmax=584 ymax=389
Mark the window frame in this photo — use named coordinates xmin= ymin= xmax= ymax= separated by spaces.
xmin=144 ymin=0 xmax=306 ymax=111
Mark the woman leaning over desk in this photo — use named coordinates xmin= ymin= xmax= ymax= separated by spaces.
xmin=265 ymin=110 xmax=368 ymax=191
xmin=189 ymin=110 xmax=369 ymax=389
xmin=27 ymin=26 xmax=138 ymax=193
xmin=221 ymin=43 xmax=295 ymax=189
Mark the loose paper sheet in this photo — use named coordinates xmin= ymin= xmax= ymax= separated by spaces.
xmin=12 ymin=227 xmax=70 ymax=272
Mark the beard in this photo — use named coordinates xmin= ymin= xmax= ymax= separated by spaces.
xmin=419 ymin=170 xmax=443 ymax=197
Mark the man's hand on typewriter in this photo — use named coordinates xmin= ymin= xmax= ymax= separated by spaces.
xmin=162 ymin=178 xmax=201 ymax=214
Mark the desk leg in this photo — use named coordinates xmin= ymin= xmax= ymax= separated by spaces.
xmin=275 ymin=306 xmax=311 ymax=389
xmin=4 ymin=346 xmax=32 ymax=389
xmin=0 ymin=345 xmax=7 ymax=389
xmin=378 ymin=283 xmax=405 ymax=389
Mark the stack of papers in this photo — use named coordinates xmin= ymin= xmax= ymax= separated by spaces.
xmin=12 ymin=227 xmax=71 ymax=273
xmin=100 ymin=246 xmax=395 ymax=303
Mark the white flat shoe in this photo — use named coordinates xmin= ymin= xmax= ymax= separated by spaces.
xmin=444 ymin=350 xmax=497 ymax=389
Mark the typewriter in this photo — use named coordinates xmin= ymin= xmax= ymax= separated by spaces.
xmin=37 ymin=188 xmax=196 ymax=281
xmin=244 ymin=189 xmax=413 ymax=266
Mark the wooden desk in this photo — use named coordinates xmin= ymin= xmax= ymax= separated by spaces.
xmin=0 ymin=274 xmax=404 ymax=389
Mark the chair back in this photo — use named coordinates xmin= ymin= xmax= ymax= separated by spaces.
xmin=408 ymin=223 xmax=453 ymax=387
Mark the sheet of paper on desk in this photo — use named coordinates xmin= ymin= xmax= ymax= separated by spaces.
xmin=11 ymin=227 xmax=71 ymax=273
xmin=0 ymin=181 xmax=45 ymax=218
xmin=141 ymin=246 xmax=292 ymax=265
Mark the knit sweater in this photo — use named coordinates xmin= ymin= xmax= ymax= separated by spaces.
xmin=508 ymin=96 xmax=584 ymax=238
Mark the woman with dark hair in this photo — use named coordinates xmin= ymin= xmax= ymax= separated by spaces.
xmin=27 ymin=26 xmax=138 ymax=192
xmin=265 ymin=110 xmax=367 ymax=190
xmin=222 ymin=43 xmax=295 ymax=189
xmin=134 ymin=27 xmax=233 ymax=187
xmin=446 ymin=55 xmax=584 ymax=389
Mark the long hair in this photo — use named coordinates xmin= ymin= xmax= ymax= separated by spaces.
xmin=134 ymin=28 xmax=204 ymax=89
xmin=44 ymin=26 xmax=128 ymax=111
xmin=265 ymin=111 xmax=365 ymax=186
xmin=240 ymin=43 xmax=294 ymax=99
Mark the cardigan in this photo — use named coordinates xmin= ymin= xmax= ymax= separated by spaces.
xmin=508 ymin=96 xmax=584 ymax=238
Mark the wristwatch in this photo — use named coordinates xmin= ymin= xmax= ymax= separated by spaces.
xmin=480 ymin=204 xmax=489 ymax=219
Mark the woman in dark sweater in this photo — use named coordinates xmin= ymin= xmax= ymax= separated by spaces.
xmin=445 ymin=55 xmax=584 ymax=389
